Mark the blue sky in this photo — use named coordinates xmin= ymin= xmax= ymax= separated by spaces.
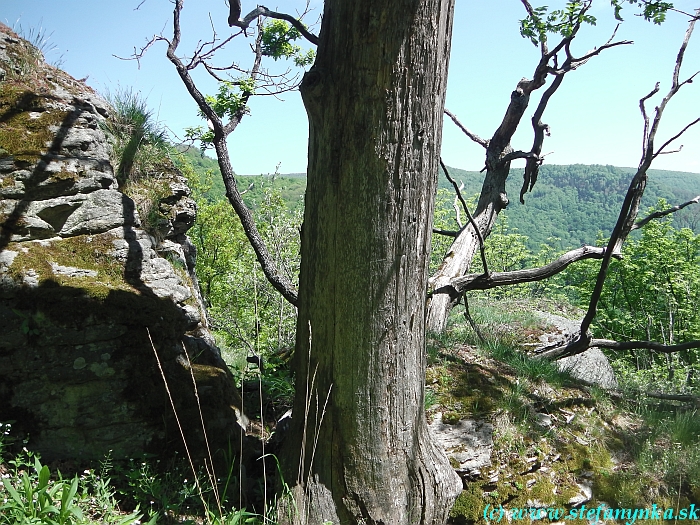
xmin=3 ymin=0 xmax=700 ymax=175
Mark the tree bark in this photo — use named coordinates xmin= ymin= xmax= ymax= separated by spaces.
xmin=279 ymin=1 xmax=461 ymax=523
xmin=426 ymin=162 xmax=510 ymax=332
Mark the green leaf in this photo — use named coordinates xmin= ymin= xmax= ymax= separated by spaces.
xmin=2 ymin=477 xmax=24 ymax=506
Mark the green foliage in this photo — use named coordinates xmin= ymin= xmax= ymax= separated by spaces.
xmin=610 ymin=0 xmax=673 ymax=23
xmin=177 ymin=153 xmax=301 ymax=375
xmin=519 ymin=2 xmax=597 ymax=46
xmin=470 ymin=213 xmax=536 ymax=299
xmin=209 ymin=79 xmax=255 ymax=120
xmin=177 ymin=161 xmax=700 ymax=254
xmin=113 ymin=456 xmax=203 ymax=518
xmin=185 ymin=20 xmax=313 ymax=152
xmin=184 ymin=78 xmax=254 ymax=152
xmin=101 ymin=88 xmax=170 ymax=186
xmin=430 ymin=188 xmax=462 ymax=273
xmin=438 ymin=164 xmax=700 ymax=252
xmin=520 ymin=1 xmax=673 ymax=46
xmin=261 ymin=20 xmax=315 ymax=66
xmin=0 ymin=455 xmax=84 ymax=525
xmin=567 ymin=200 xmax=700 ymax=393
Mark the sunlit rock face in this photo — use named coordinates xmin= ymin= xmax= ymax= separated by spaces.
xmin=0 ymin=23 xmax=245 ymax=462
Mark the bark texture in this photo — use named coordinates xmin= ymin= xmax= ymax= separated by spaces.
xmin=426 ymin=162 xmax=510 ymax=332
xmin=280 ymin=1 xmax=461 ymax=523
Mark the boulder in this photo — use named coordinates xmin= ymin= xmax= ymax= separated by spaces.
xmin=0 ymin=24 xmax=245 ymax=463
xmin=535 ymin=311 xmax=618 ymax=389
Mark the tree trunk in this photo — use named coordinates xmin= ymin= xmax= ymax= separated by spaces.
xmin=426 ymin=162 xmax=510 ymax=333
xmin=280 ymin=1 xmax=461 ymax=523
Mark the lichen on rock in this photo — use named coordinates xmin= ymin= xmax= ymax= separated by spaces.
xmin=0 ymin=22 xmax=246 ymax=464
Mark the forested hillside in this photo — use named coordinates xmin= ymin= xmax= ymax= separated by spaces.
xmin=443 ymin=164 xmax=700 ymax=250
xmin=177 ymin=146 xmax=305 ymax=210
xmin=180 ymin=144 xmax=700 ymax=250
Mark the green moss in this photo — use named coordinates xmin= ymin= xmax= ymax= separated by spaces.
xmin=0 ymin=176 xmax=16 ymax=189
xmin=449 ymin=486 xmax=484 ymax=524
xmin=429 ymin=361 xmax=505 ymax=421
xmin=191 ymin=364 xmax=224 ymax=381
xmin=0 ymin=85 xmax=71 ymax=164
xmin=7 ymin=232 xmax=131 ymax=298
xmin=50 ymin=170 xmax=79 ymax=182
xmin=122 ymin=177 xmax=172 ymax=239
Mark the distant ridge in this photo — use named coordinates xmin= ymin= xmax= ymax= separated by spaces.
xmin=176 ymin=145 xmax=700 ymax=250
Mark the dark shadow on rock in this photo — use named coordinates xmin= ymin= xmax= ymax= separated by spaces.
xmin=0 ymin=279 xmax=246 ymax=469
xmin=0 ymin=96 xmax=84 ymax=251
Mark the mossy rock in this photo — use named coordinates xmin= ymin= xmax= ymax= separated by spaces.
xmin=0 ymin=85 xmax=71 ymax=165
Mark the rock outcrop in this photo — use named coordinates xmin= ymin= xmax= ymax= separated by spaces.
xmin=0 ymin=24 xmax=245 ymax=462
xmin=535 ymin=311 xmax=618 ymax=390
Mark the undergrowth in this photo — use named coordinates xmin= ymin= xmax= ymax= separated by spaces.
xmin=433 ymin=297 xmax=700 ymax=524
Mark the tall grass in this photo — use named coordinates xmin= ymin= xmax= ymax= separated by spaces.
xmin=12 ymin=20 xmax=66 ymax=68
xmin=101 ymin=88 xmax=170 ymax=187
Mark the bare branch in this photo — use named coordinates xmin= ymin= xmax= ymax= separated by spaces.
xmin=564 ymin=35 xmax=633 ymax=71
xmin=463 ymin=296 xmax=486 ymax=344
xmin=449 ymin=245 xmax=609 ymax=293
xmin=641 ymin=391 xmax=700 ymax=407
xmin=632 ymin=196 xmax=700 ymax=230
xmin=165 ymin=0 xmax=298 ymax=306
xmin=592 ymin=338 xmax=700 ymax=354
xmin=652 ymin=117 xmax=700 ymax=159
xmin=233 ymin=6 xmax=319 ymax=46
xmin=501 ymin=150 xmax=541 ymax=163
xmin=673 ymin=11 xmax=699 ymax=87
xmin=639 ymin=82 xmax=660 ymax=151
xmin=535 ymin=336 xmax=700 ymax=363
xmin=575 ymin=12 xmax=699 ymax=342
xmin=441 ymin=159 xmax=489 ymax=276
xmin=533 ymin=333 xmax=591 ymax=361
xmin=562 ymin=376 xmax=700 ymax=407
xmin=519 ymin=25 xmax=632 ymax=203
xmin=114 ymin=34 xmax=163 ymax=67
xmin=444 ymin=108 xmax=488 ymax=148
xmin=432 ymin=228 xmax=459 ymax=238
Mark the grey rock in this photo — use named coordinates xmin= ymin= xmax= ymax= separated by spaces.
xmin=0 ymin=158 xmax=14 ymax=172
xmin=22 ymin=269 xmax=40 ymax=287
xmin=49 ymin=262 xmax=98 ymax=278
xmin=568 ymin=480 xmax=593 ymax=507
xmin=59 ymin=190 xmax=139 ymax=236
xmin=0 ymin=25 xmax=246 ymax=464
xmin=558 ymin=347 xmax=618 ymax=390
xmin=142 ymin=256 xmax=191 ymax=302
xmin=180 ymin=304 xmax=202 ymax=330
xmin=0 ymin=250 xmax=18 ymax=271
xmin=535 ymin=412 xmax=552 ymax=427
xmin=429 ymin=414 xmax=493 ymax=482
xmin=535 ymin=311 xmax=618 ymax=389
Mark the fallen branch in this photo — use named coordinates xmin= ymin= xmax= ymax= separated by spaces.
xmin=592 ymin=338 xmax=700 ymax=354
xmin=563 ymin=376 xmax=700 ymax=408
